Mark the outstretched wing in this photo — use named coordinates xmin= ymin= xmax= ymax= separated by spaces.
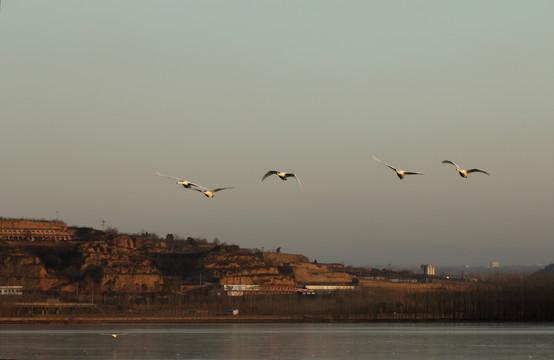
xmin=403 ymin=171 xmax=426 ymax=176
xmin=467 ymin=169 xmax=490 ymax=176
xmin=372 ymin=155 xmax=398 ymax=172
xmin=212 ymin=187 xmax=234 ymax=193
xmin=260 ymin=170 xmax=278 ymax=183
xmin=285 ymin=173 xmax=303 ymax=189
xmin=441 ymin=160 xmax=460 ymax=169
xmin=156 ymin=171 xmax=184 ymax=182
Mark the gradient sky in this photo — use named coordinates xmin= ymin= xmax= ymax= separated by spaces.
xmin=2 ymin=1 xmax=553 ymax=267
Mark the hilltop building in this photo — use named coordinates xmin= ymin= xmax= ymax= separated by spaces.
xmin=0 ymin=219 xmax=75 ymax=241
xmin=0 ymin=286 xmax=23 ymax=295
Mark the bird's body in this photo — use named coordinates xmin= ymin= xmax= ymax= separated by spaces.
xmin=372 ymin=155 xmax=426 ymax=179
xmin=156 ymin=171 xmax=203 ymax=189
xmin=100 ymin=333 xmax=127 ymax=339
xmin=260 ymin=170 xmax=302 ymax=189
xmin=193 ymin=187 xmax=233 ymax=198
xmin=442 ymin=160 xmax=490 ymax=178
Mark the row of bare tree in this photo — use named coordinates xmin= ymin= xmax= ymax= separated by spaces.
xmin=1 ymin=272 xmax=552 ymax=320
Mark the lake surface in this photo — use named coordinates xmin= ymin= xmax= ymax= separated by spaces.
xmin=0 ymin=323 xmax=552 ymax=359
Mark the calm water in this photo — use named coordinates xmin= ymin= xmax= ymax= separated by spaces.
xmin=0 ymin=323 xmax=552 ymax=359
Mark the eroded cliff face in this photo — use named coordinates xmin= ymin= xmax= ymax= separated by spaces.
xmin=202 ymin=247 xmax=297 ymax=285
xmin=77 ymin=235 xmax=165 ymax=293
xmin=291 ymin=263 xmax=354 ymax=284
xmin=263 ymin=252 xmax=309 ymax=265
xmin=0 ymin=253 xmax=57 ymax=291
xmin=0 ymin=227 xmax=350 ymax=295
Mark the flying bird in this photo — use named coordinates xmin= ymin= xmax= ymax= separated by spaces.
xmin=192 ymin=187 xmax=234 ymax=198
xmin=260 ymin=170 xmax=302 ymax=189
xmin=101 ymin=333 xmax=127 ymax=339
xmin=156 ymin=171 xmax=203 ymax=189
xmin=372 ymin=155 xmax=426 ymax=180
xmin=442 ymin=160 xmax=490 ymax=178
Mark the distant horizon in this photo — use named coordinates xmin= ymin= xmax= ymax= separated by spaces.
xmin=1 ymin=215 xmax=548 ymax=270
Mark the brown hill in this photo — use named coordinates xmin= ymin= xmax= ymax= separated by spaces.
xmin=0 ymin=222 xmax=351 ymax=295
xmin=3 ymin=220 xmax=553 ymax=322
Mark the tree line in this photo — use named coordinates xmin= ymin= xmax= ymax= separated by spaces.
xmin=2 ymin=271 xmax=552 ymax=321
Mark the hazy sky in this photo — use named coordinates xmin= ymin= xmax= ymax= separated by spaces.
xmin=2 ymin=1 xmax=553 ymax=267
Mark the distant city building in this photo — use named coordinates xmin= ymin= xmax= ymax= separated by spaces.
xmin=490 ymin=261 xmax=500 ymax=268
xmin=421 ymin=264 xmax=435 ymax=276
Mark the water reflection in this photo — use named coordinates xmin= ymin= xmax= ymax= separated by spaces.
xmin=0 ymin=323 xmax=552 ymax=359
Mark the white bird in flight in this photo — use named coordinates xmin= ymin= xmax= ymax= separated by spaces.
xmin=156 ymin=171 xmax=203 ymax=189
xmin=372 ymin=155 xmax=426 ymax=180
xmin=260 ymin=170 xmax=302 ymax=189
xmin=442 ymin=160 xmax=490 ymax=178
xmin=192 ymin=186 xmax=234 ymax=198
xmin=101 ymin=333 xmax=127 ymax=339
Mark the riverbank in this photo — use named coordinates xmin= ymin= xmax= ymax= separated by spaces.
xmin=0 ymin=314 xmax=302 ymax=324
xmin=0 ymin=313 xmax=530 ymax=324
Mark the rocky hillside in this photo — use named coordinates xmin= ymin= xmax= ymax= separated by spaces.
xmin=0 ymin=226 xmax=355 ymax=295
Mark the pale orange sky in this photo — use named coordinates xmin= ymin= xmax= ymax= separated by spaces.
xmin=1 ymin=1 xmax=553 ymax=266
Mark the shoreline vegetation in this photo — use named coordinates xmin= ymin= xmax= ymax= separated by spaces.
xmin=3 ymin=314 xmax=547 ymax=325
xmin=2 ymin=279 xmax=553 ymax=324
